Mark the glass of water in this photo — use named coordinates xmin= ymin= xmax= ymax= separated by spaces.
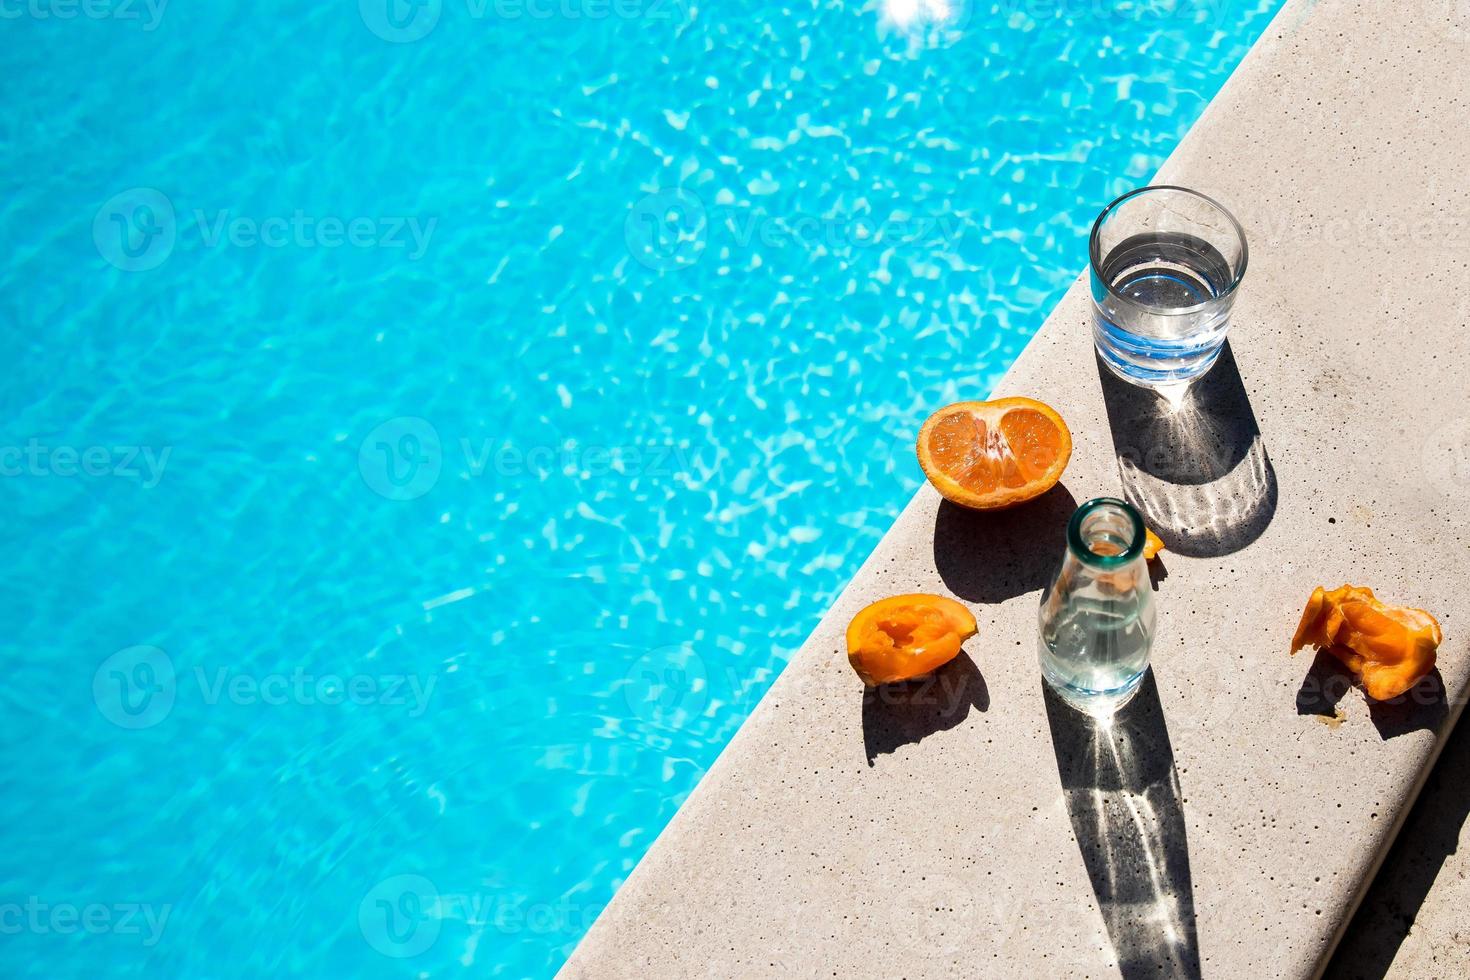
xmin=1038 ymin=498 xmax=1156 ymax=718
xmin=1089 ymin=185 xmax=1248 ymax=395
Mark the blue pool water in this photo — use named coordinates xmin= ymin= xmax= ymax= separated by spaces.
xmin=1 ymin=1 xmax=1281 ymax=975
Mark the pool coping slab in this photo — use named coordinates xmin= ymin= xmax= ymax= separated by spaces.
xmin=562 ymin=0 xmax=1470 ymax=976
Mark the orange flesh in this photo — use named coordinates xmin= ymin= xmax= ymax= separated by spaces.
xmin=999 ymin=409 xmax=1067 ymax=481
xmin=846 ymin=594 xmax=978 ymax=687
xmin=917 ymin=399 xmax=1071 ymax=509
xmin=925 ymin=410 xmax=1060 ymax=492
xmin=1291 ymin=585 xmax=1442 ymax=701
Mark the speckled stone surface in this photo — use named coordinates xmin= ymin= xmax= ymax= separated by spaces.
xmin=1326 ymin=710 xmax=1470 ymax=979
xmin=562 ymin=0 xmax=1470 ymax=976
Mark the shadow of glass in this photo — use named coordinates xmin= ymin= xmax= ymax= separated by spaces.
xmin=1043 ymin=671 xmax=1201 ymax=979
xmin=932 ymin=483 xmax=1078 ymax=604
xmin=862 ymin=651 xmax=987 ymax=767
xmin=1096 ymin=342 xmax=1277 ymax=557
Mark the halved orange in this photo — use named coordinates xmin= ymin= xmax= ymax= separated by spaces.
xmin=916 ymin=398 xmax=1072 ymax=510
xmin=846 ymin=593 xmax=977 ymax=687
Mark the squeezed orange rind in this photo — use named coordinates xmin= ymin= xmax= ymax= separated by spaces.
xmin=846 ymin=594 xmax=977 ymax=687
xmin=1291 ymin=585 xmax=1441 ymax=701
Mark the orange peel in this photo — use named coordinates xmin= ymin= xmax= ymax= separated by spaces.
xmin=846 ymin=594 xmax=977 ymax=687
xmin=1291 ymin=585 xmax=1441 ymax=701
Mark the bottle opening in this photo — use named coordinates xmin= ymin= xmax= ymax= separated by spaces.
xmin=1067 ymin=498 xmax=1145 ymax=567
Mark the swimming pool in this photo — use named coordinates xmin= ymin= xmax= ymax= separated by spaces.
xmin=1 ymin=1 xmax=1282 ymax=975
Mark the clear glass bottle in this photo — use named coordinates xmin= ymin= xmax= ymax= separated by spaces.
xmin=1038 ymin=497 xmax=1156 ymax=717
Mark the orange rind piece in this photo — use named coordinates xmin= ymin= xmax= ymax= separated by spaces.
xmin=1291 ymin=585 xmax=1441 ymax=701
xmin=846 ymin=594 xmax=977 ymax=687
xmin=916 ymin=398 xmax=1071 ymax=510
xmin=1143 ymin=528 xmax=1165 ymax=561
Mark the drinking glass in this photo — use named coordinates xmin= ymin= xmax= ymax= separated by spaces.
xmin=1090 ymin=185 xmax=1248 ymax=396
xmin=1038 ymin=498 xmax=1156 ymax=717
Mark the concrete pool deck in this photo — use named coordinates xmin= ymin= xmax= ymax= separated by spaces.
xmin=563 ymin=0 xmax=1470 ymax=975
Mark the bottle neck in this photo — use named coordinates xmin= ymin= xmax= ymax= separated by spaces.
xmin=1066 ymin=498 xmax=1145 ymax=568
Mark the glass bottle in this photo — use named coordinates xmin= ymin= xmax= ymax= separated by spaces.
xmin=1038 ymin=497 xmax=1157 ymax=717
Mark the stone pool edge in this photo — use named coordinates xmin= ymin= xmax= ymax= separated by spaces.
xmin=562 ymin=0 xmax=1470 ymax=975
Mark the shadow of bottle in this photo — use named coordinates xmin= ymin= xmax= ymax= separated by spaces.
xmin=1096 ymin=342 xmax=1277 ymax=557
xmin=1043 ymin=670 xmax=1201 ymax=979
